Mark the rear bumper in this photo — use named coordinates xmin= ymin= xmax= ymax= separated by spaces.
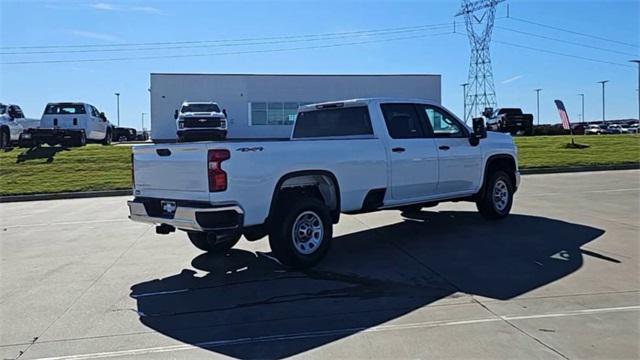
xmin=127 ymin=197 xmax=243 ymax=232
xmin=21 ymin=128 xmax=82 ymax=145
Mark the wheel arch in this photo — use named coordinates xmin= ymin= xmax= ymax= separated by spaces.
xmin=480 ymin=154 xmax=518 ymax=194
xmin=267 ymin=170 xmax=341 ymax=226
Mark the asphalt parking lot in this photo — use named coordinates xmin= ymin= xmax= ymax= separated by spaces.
xmin=1 ymin=170 xmax=638 ymax=359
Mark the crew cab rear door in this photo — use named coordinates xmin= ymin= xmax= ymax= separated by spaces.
xmin=380 ymin=103 xmax=439 ymax=200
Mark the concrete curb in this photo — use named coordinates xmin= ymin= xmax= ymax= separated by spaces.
xmin=520 ymin=163 xmax=640 ymax=175
xmin=1 ymin=164 xmax=638 ymax=203
xmin=0 ymin=190 xmax=132 ymax=203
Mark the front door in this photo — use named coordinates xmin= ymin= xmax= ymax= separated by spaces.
xmin=418 ymin=105 xmax=483 ymax=195
xmin=380 ymin=103 xmax=439 ymax=201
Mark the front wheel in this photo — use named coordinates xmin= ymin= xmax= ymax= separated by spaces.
xmin=188 ymin=232 xmax=240 ymax=253
xmin=269 ymin=196 xmax=333 ymax=269
xmin=476 ymin=170 xmax=514 ymax=220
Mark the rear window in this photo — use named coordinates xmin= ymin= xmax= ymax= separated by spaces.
xmin=181 ymin=103 xmax=220 ymax=113
xmin=45 ymin=104 xmax=86 ymax=115
xmin=293 ymin=106 xmax=373 ymax=138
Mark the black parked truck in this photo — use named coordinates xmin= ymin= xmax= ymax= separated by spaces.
xmin=485 ymin=108 xmax=534 ymax=136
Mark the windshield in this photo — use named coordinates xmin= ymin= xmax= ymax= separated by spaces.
xmin=181 ymin=103 xmax=220 ymax=113
xmin=0 ymin=105 xmax=6 ymax=115
xmin=44 ymin=103 xmax=86 ymax=115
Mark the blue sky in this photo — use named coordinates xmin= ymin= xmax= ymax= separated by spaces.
xmin=1 ymin=0 xmax=638 ymax=130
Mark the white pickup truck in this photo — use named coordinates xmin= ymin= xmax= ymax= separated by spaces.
xmin=0 ymin=103 xmax=40 ymax=149
xmin=129 ymin=98 xmax=520 ymax=268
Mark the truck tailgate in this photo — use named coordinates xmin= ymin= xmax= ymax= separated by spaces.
xmin=133 ymin=143 xmax=209 ymax=198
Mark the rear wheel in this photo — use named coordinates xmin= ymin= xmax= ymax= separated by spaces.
xmin=102 ymin=128 xmax=112 ymax=145
xmin=188 ymin=232 xmax=240 ymax=253
xmin=0 ymin=128 xmax=9 ymax=150
xmin=269 ymin=196 xmax=332 ymax=268
xmin=476 ymin=170 xmax=514 ymax=220
xmin=73 ymin=131 xmax=86 ymax=147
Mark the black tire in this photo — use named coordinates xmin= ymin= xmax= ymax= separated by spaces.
xmin=476 ymin=170 xmax=514 ymax=220
xmin=188 ymin=232 xmax=240 ymax=253
xmin=102 ymin=128 xmax=112 ymax=145
xmin=74 ymin=131 xmax=87 ymax=147
xmin=0 ymin=128 xmax=9 ymax=150
xmin=268 ymin=196 xmax=333 ymax=269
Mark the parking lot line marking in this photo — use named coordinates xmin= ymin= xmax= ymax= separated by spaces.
xmin=2 ymin=219 xmax=129 ymax=229
xmin=520 ymin=188 xmax=639 ymax=197
xmin=30 ymin=305 xmax=640 ymax=360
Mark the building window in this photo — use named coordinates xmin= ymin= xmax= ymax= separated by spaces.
xmin=250 ymin=102 xmax=314 ymax=125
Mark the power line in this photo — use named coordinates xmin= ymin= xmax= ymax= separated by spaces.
xmin=495 ymin=26 xmax=637 ymax=57
xmin=493 ymin=39 xmax=634 ymax=68
xmin=1 ymin=32 xmax=454 ymax=65
xmin=0 ymin=22 xmax=462 ymax=50
xmin=0 ymin=25 xmax=455 ymax=55
xmin=508 ymin=16 xmax=639 ymax=48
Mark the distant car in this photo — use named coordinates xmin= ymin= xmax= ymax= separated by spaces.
xmin=607 ymin=124 xmax=624 ymax=134
xmin=628 ymin=123 xmax=639 ymax=134
xmin=113 ymin=127 xmax=137 ymax=142
xmin=585 ymin=124 xmax=608 ymax=135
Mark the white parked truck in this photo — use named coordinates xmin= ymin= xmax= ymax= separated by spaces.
xmin=0 ymin=103 xmax=39 ymax=149
xmin=21 ymin=102 xmax=113 ymax=147
xmin=175 ymin=101 xmax=228 ymax=142
xmin=129 ymin=98 xmax=520 ymax=268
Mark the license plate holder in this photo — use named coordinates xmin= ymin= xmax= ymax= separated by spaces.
xmin=160 ymin=200 xmax=177 ymax=217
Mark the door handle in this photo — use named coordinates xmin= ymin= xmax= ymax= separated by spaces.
xmin=438 ymin=145 xmax=450 ymax=151
xmin=391 ymin=147 xmax=406 ymax=153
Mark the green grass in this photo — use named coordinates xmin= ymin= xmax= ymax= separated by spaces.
xmin=514 ymin=135 xmax=640 ymax=169
xmin=1 ymin=135 xmax=639 ymax=196
xmin=1 ymin=145 xmax=131 ymax=196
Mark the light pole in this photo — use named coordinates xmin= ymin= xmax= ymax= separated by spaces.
xmin=461 ymin=83 xmax=469 ymax=123
xmin=534 ymin=88 xmax=542 ymax=125
xmin=630 ymin=60 xmax=640 ymax=123
xmin=141 ymin=112 xmax=147 ymax=131
xmin=597 ymin=80 xmax=609 ymax=124
xmin=578 ymin=93 xmax=585 ymax=123
xmin=114 ymin=92 xmax=120 ymax=126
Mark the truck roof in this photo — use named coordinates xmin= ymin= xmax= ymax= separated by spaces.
xmin=299 ymin=97 xmax=441 ymax=112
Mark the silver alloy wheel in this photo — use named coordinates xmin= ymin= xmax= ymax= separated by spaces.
xmin=291 ymin=210 xmax=324 ymax=255
xmin=493 ymin=179 xmax=509 ymax=212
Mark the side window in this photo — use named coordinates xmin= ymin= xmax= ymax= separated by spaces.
xmin=91 ymin=106 xmax=99 ymax=117
xmin=421 ymin=106 xmax=466 ymax=138
xmin=14 ymin=106 xmax=24 ymax=118
xmin=380 ymin=103 xmax=426 ymax=139
xmin=293 ymin=106 xmax=373 ymax=138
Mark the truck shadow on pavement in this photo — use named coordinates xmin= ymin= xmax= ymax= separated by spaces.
xmin=130 ymin=211 xmax=609 ymax=359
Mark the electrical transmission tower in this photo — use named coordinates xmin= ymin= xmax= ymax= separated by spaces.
xmin=456 ymin=0 xmax=504 ymax=123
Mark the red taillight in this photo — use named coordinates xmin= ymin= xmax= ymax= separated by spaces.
xmin=208 ymin=149 xmax=230 ymax=192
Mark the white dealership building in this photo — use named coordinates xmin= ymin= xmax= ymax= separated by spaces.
xmin=149 ymin=73 xmax=441 ymax=141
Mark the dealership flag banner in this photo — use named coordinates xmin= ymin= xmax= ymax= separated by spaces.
xmin=554 ymin=100 xmax=572 ymax=131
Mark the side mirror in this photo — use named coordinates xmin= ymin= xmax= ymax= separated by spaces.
xmin=222 ymin=109 xmax=227 ymax=117
xmin=174 ymin=109 xmax=179 ymax=120
xmin=469 ymin=117 xmax=487 ymax=146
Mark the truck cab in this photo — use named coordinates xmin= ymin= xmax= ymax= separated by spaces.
xmin=175 ymin=101 xmax=227 ymax=142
